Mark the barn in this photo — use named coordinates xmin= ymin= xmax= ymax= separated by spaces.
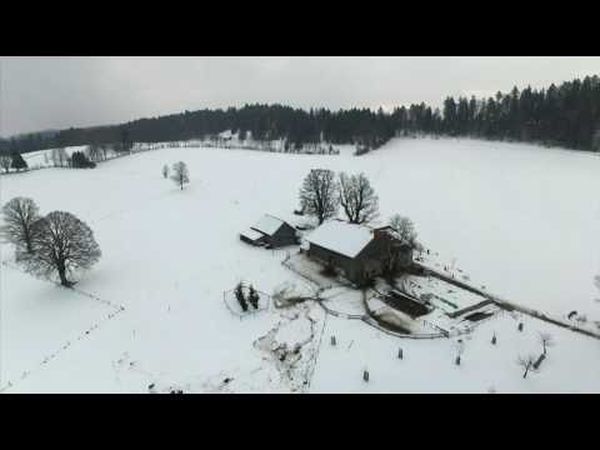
xmin=240 ymin=214 xmax=299 ymax=248
xmin=304 ymin=220 xmax=413 ymax=285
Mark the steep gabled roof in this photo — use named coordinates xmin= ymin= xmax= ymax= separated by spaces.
xmin=305 ymin=220 xmax=374 ymax=258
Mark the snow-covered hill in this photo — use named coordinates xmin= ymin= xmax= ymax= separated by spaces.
xmin=1 ymin=137 xmax=599 ymax=392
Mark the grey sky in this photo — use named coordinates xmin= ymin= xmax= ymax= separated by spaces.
xmin=2 ymin=57 xmax=600 ymax=137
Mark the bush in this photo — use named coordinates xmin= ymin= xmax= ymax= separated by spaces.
xmin=70 ymin=151 xmax=96 ymax=168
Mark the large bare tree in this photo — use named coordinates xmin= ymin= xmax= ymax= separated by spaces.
xmin=171 ymin=161 xmax=189 ymax=190
xmin=24 ymin=211 xmax=101 ymax=287
xmin=338 ymin=172 xmax=379 ymax=224
xmin=299 ymin=169 xmax=339 ymax=224
xmin=1 ymin=197 xmax=41 ymax=254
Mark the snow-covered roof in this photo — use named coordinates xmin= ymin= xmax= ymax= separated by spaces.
xmin=252 ymin=214 xmax=286 ymax=236
xmin=305 ymin=220 xmax=374 ymax=258
xmin=240 ymin=228 xmax=265 ymax=241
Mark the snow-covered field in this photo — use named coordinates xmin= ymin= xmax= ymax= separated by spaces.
xmin=1 ymin=137 xmax=599 ymax=392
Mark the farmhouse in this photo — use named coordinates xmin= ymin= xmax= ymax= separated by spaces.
xmin=304 ymin=220 xmax=413 ymax=285
xmin=240 ymin=214 xmax=299 ymax=248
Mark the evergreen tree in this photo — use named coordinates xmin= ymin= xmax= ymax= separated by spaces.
xmin=248 ymin=284 xmax=260 ymax=309
xmin=234 ymin=282 xmax=248 ymax=312
xmin=11 ymin=152 xmax=28 ymax=172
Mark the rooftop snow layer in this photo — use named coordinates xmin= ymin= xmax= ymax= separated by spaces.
xmin=305 ymin=220 xmax=373 ymax=258
xmin=240 ymin=228 xmax=265 ymax=241
xmin=252 ymin=214 xmax=285 ymax=236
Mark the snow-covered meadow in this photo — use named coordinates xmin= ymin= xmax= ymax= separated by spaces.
xmin=1 ymin=137 xmax=599 ymax=392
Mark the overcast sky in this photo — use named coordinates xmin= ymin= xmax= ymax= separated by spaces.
xmin=2 ymin=57 xmax=600 ymax=137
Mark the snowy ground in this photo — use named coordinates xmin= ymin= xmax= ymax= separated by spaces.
xmin=1 ymin=137 xmax=600 ymax=392
xmin=311 ymin=310 xmax=600 ymax=393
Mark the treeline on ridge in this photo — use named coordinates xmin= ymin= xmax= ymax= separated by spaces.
xmin=1 ymin=74 xmax=599 ymax=155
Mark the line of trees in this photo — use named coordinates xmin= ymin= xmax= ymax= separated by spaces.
xmin=2 ymin=75 xmax=598 ymax=156
xmin=298 ymin=168 xmax=418 ymax=246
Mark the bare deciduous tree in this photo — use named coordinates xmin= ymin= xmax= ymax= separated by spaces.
xmin=389 ymin=214 xmax=419 ymax=249
xmin=0 ymin=154 xmax=11 ymax=173
xmin=517 ymin=354 xmax=537 ymax=379
xmin=51 ymin=147 xmax=68 ymax=167
xmin=299 ymin=169 xmax=339 ymax=224
xmin=24 ymin=211 xmax=101 ymax=287
xmin=338 ymin=172 xmax=379 ymax=224
xmin=170 ymin=161 xmax=189 ymax=190
xmin=87 ymin=144 xmax=102 ymax=162
xmin=100 ymin=144 xmax=108 ymax=161
xmin=162 ymin=164 xmax=169 ymax=179
xmin=1 ymin=197 xmax=41 ymax=254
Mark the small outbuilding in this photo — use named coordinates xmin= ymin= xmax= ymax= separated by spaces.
xmin=240 ymin=214 xmax=299 ymax=248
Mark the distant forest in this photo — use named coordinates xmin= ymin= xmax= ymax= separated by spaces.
xmin=2 ymin=74 xmax=599 ymax=155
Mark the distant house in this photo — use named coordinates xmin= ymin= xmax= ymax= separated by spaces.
xmin=240 ymin=214 xmax=299 ymax=248
xmin=304 ymin=220 xmax=413 ymax=285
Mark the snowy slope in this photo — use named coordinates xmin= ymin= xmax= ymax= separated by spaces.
xmin=1 ymin=137 xmax=599 ymax=392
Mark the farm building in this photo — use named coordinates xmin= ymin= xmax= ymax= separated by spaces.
xmin=304 ymin=220 xmax=413 ymax=285
xmin=240 ymin=214 xmax=299 ymax=248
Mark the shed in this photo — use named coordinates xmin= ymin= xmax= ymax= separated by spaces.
xmin=240 ymin=214 xmax=299 ymax=248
